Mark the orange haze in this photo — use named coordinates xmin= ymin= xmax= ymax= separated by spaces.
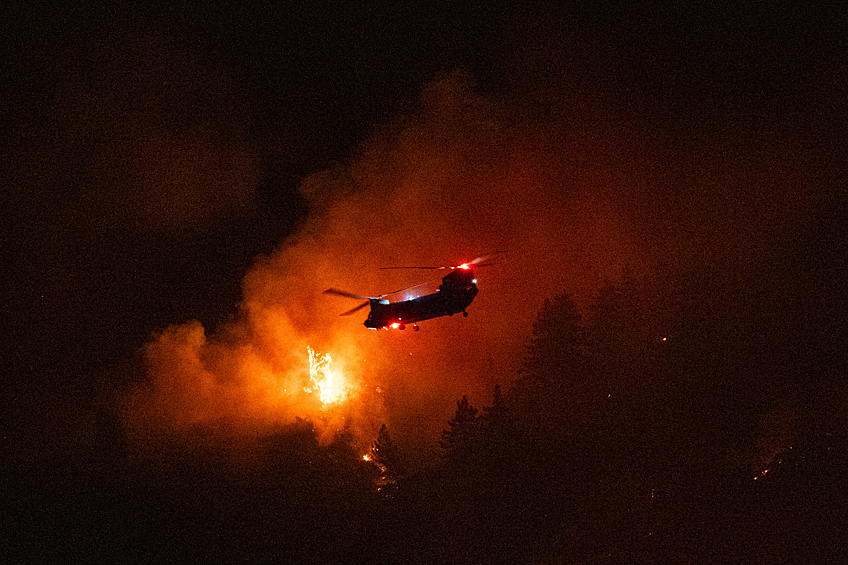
xmin=125 ymin=71 xmax=657 ymax=461
xmin=128 ymin=68 xmax=820 ymax=463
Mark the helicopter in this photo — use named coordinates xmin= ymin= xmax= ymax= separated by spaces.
xmin=324 ymin=256 xmax=497 ymax=330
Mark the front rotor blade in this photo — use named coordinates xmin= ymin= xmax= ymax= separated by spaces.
xmin=324 ymin=288 xmax=370 ymax=300
xmin=340 ymin=300 xmax=371 ymax=316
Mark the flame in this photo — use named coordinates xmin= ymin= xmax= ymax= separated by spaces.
xmin=305 ymin=346 xmax=347 ymax=406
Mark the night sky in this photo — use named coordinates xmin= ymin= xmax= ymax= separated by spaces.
xmin=3 ymin=2 xmax=847 ymax=560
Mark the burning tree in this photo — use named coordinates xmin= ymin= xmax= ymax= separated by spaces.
xmin=306 ymin=346 xmax=347 ymax=406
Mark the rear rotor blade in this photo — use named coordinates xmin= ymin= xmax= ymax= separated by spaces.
xmin=379 ymin=266 xmax=447 ymax=270
xmin=383 ymin=281 xmax=432 ymax=296
xmin=380 ymin=251 xmax=506 ymax=271
xmin=466 ymin=251 xmax=507 ymax=266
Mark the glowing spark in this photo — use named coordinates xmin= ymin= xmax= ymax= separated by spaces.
xmin=362 ymin=454 xmax=371 ymax=461
xmin=306 ymin=346 xmax=346 ymax=406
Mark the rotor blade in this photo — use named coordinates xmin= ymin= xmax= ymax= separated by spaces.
xmin=324 ymin=288 xmax=370 ymax=300
xmin=340 ymin=300 xmax=370 ymax=316
xmin=380 ymin=251 xmax=507 ymax=271
xmin=383 ymin=281 xmax=432 ymax=296
xmin=467 ymin=251 xmax=507 ymax=266
xmin=379 ymin=266 xmax=448 ymax=270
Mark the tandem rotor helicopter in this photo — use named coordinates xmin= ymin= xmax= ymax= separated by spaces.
xmin=323 ymin=254 xmax=501 ymax=330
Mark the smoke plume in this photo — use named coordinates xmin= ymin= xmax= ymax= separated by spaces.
xmin=123 ymin=68 xmax=652 ymax=458
xmin=127 ymin=65 xmax=831 ymax=462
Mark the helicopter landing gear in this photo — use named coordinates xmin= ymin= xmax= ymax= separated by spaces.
xmin=462 ymin=311 xmax=468 ymax=317
xmin=413 ymin=324 xmax=419 ymax=331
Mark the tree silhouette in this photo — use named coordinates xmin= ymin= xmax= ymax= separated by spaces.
xmin=370 ymin=423 xmax=405 ymax=488
xmin=478 ymin=384 xmax=515 ymax=468
xmin=439 ymin=395 xmax=479 ymax=465
xmin=525 ymin=293 xmax=587 ymax=375
xmin=481 ymin=384 xmax=508 ymax=429
xmin=511 ymin=292 xmax=590 ymax=439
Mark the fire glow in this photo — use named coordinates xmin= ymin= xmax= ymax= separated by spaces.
xmin=124 ymin=73 xmax=656 ymax=455
xmin=305 ymin=346 xmax=347 ymax=406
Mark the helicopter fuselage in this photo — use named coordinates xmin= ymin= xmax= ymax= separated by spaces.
xmin=364 ymin=267 xmax=478 ymax=329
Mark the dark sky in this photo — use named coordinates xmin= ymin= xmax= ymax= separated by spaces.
xmin=4 ymin=2 xmax=846 ymax=463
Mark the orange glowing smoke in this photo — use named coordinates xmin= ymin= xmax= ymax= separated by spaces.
xmin=124 ymin=70 xmax=664 ymax=460
xmin=124 ymin=317 xmax=377 ymax=445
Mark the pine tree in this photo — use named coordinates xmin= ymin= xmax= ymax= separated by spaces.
xmin=523 ymin=293 xmax=588 ymax=384
xmin=480 ymin=384 xmax=512 ymax=444
xmin=440 ymin=395 xmax=479 ymax=464
xmin=479 ymin=384 xmax=517 ymax=471
xmin=512 ymin=293 xmax=589 ymax=438
xmin=370 ymin=423 xmax=405 ymax=482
